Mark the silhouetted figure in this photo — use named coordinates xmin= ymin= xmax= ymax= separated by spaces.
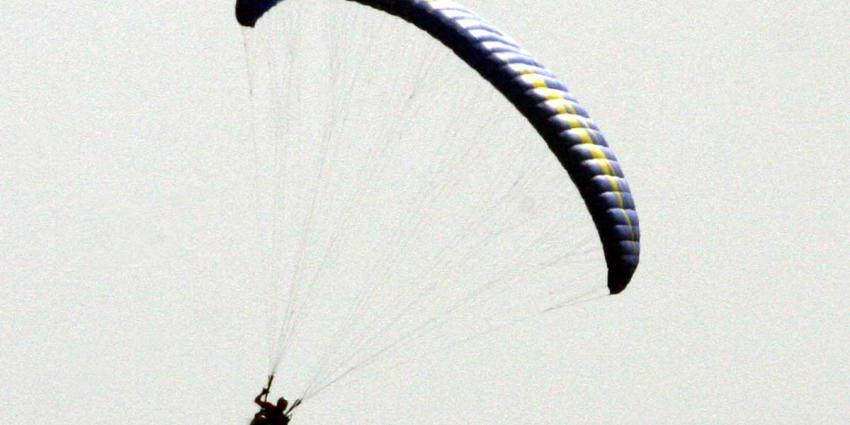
xmin=252 ymin=387 xmax=290 ymax=425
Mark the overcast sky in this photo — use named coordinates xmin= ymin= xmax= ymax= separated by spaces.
xmin=2 ymin=1 xmax=848 ymax=424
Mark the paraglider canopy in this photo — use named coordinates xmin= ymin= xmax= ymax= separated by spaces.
xmin=235 ymin=0 xmax=640 ymax=293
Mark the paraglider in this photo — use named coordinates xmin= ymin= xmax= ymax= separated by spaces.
xmin=252 ymin=391 xmax=291 ymax=425
xmin=251 ymin=376 xmax=300 ymax=425
xmin=234 ymin=0 xmax=641 ymax=417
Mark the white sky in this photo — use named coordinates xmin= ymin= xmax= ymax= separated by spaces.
xmin=2 ymin=1 xmax=848 ymax=424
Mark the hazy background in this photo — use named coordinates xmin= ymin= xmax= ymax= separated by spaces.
xmin=2 ymin=1 xmax=848 ymax=424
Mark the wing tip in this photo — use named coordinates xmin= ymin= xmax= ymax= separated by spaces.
xmin=235 ymin=7 xmax=259 ymax=27
xmin=236 ymin=0 xmax=279 ymax=28
xmin=607 ymin=266 xmax=636 ymax=295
